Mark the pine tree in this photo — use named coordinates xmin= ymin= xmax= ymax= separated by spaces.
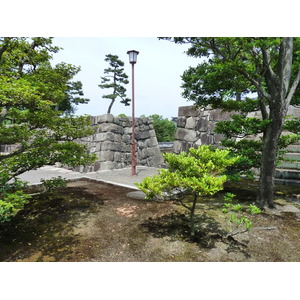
xmin=99 ymin=54 xmax=130 ymax=114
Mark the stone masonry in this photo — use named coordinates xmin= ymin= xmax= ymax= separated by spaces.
xmin=173 ymin=105 xmax=235 ymax=154
xmin=173 ymin=105 xmax=300 ymax=181
xmin=74 ymin=114 xmax=164 ymax=172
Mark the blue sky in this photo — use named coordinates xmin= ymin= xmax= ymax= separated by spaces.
xmin=51 ymin=37 xmax=199 ymax=119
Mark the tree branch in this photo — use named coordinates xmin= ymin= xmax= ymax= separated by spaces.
xmin=237 ymin=68 xmax=271 ymax=101
xmin=285 ymin=66 xmax=300 ymax=109
xmin=261 ymin=48 xmax=278 ymax=85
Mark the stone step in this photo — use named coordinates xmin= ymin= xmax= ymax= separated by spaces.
xmin=275 ymin=168 xmax=300 ymax=180
xmin=283 ymin=152 xmax=300 ymax=161
xmin=277 ymin=161 xmax=300 ymax=170
xmin=285 ymin=144 xmax=300 ymax=152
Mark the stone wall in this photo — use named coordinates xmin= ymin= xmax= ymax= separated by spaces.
xmin=74 ymin=114 xmax=164 ymax=172
xmin=173 ymin=105 xmax=234 ymax=154
xmin=173 ymin=105 xmax=300 ymax=181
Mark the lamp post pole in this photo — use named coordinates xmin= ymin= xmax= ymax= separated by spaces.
xmin=127 ymin=50 xmax=139 ymax=176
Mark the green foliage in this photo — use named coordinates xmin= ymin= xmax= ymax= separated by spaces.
xmin=41 ymin=176 xmax=67 ymax=192
xmin=215 ymin=115 xmax=271 ymax=138
xmin=163 ymin=38 xmax=300 ymax=207
xmin=0 ymin=179 xmax=31 ymax=222
xmin=140 ymin=114 xmax=176 ymax=142
xmin=0 ymin=37 xmax=97 ymax=223
xmin=136 ymin=146 xmax=238 ymax=236
xmin=222 ymin=193 xmax=261 ymax=234
xmin=99 ymin=54 xmax=130 ymax=113
xmin=0 ymin=190 xmax=31 ymax=222
xmin=284 ymin=117 xmax=300 ymax=134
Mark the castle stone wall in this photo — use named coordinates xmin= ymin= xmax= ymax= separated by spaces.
xmin=173 ymin=105 xmax=235 ymax=154
xmin=74 ymin=114 xmax=164 ymax=172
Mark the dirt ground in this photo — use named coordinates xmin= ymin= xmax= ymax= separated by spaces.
xmin=0 ymin=179 xmax=299 ymax=262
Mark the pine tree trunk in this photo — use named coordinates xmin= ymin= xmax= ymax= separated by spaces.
xmin=107 ymin=99 xmax=115 ymax=114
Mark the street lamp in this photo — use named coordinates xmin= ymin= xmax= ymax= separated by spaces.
xmin=127 ymin=50 xmax=139 ymax=176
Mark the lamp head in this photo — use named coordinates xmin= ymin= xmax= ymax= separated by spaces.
xmin=127 ymin=50 xmax=139 ymax=64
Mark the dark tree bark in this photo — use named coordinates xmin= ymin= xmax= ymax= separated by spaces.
xmin=257 ymin=38 xmax=294 ymax=208
xmin=107 ymin=99 xmax=115 ymax=114
xmin=190 ymin=193 xmax=198 ymax=236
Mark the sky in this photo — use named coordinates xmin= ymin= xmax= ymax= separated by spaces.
xmin=51 ymin=37 xmax=199 ymax=119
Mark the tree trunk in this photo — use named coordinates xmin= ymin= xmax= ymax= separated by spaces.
xmin=107 ymin=99 xmax=115 ymax=114
xmin=257 ymin=109 xmax=285 ymax=209
xmin=190 ymin=193 xmax=198 ymax=236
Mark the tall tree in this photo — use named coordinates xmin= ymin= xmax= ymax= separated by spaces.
xmin=164 ymin=37 xmax=300 ymax=209
xmin=0 ymin=37 xmax=96 ymax=222
xmin=99 ymin=54 xmax=130 ymax=114
xmin=0 ymin=37 xmax=89 ymax=115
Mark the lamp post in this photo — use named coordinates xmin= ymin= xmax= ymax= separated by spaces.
xmin=127 ymin=50 xmax=139 ymax=176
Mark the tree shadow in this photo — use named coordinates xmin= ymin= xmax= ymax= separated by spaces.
xmin=141 ymin=212 xmax=226 ymax=249
xmin=0 ymin=186 xmax=104 ymax=261
xmin=141 ymin=211 xmax=251 ymax=259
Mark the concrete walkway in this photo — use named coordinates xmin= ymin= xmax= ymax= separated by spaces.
xmin=17 ymin=165 xmax=160 ymax=190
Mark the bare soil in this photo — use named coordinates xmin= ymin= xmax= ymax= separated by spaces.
xmin=0 ymin=179 xmax=299 ymax=262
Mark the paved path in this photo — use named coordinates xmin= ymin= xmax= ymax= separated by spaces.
xmin=17 ymin=165 xmax=160 ymax=190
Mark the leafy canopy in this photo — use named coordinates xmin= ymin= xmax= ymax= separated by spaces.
xmin=164 ymin=38 xmax=300 ymax=179
xmin=0 ymin=37 xmax=96 ymax=222
xmin=136 ymin=146 xmax=238 ymax=236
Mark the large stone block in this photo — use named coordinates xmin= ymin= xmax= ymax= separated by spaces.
xmin=147 ymin=153 xmax=164 ymax=167
xmin=99 ymin=150 xmax=114 ymax=162
xmin=146 ymin=136 xmax=159 ymax=147
xmin=177 ymin=116 xmax=186 ymax=128
xmin=135 ymin=131 xmax=151 ymax=140
xmin=186 ymin=117 xmax=197 ymax=129
xmin=175 ymin=128 xmax=197 ymax=142
xmin=122 ymin=134 xmax=131 ymax=143
xmin=101 ymin=141 xmax=122 ymax=152
xmin=178 ymin=105 xmax=201 ymax=117
xmin=142 ymin=147 xmax=160 ymax=158
xmin=93 ymin=161 xmax=101 ymax=171
xmin=99 ymin=123 xmax=123 ymax=134
xmin=149 ymin=129 xmax=156 ymax=137
xmin=214 ymin=133 xmax=225 ymax=144
xmin=173 ymin=140 xmax=182 ymax=154
xmin=196 ymin=117 xmax=209 ymax=132
xmin=199 ymin=133 xmax=213 ymax=145
xmin=120 ymin=142 xmax=131 ymax=152
xmin=94 ymin=132 xmax=115 ymax=142
xmin=100 ymin=161 xmax=117 ymax=170
xmin=96 ymin=113 xmax=114 ymax=123
xmin=124 ymin=127 xmax=132 ymax=134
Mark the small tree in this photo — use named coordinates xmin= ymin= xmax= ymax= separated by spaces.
xmin=136 ymin=145 xmax=238 ymax=236
xmin=99 ymin=54 xmax=131 ymax=114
